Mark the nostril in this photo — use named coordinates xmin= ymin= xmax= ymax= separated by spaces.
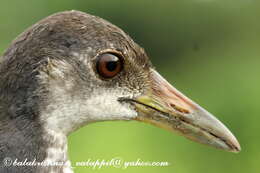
xmin=170 ymin=103 xmax=190 ymax=114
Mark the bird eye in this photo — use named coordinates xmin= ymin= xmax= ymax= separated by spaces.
xmin=96 ymin=53 xmax=123 ymax=78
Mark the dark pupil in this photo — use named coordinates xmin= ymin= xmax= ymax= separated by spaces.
xmin=106 ymin=61 xmax=118 ymax=71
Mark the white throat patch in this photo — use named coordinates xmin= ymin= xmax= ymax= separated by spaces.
xmin=41 ymin=88 xmax=137 ymax=135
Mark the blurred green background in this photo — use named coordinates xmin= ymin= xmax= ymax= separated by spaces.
xmin=0 ymin=0 xmax=259 ymax=173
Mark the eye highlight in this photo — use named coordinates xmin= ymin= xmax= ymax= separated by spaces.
xmin=96 ymin=53 xmax=123 ymax=79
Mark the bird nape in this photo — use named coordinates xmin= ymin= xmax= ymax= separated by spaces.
xmin=0 ymin=10 xmax=240 ymax=173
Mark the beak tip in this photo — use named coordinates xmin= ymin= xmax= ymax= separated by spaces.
xmin=222 ymin=132 xmax=241 ymax=153
xmin=230 ymin=139 xmax=241 ymax=153
xmin=230 ymin=147 xmax=241 ymax=153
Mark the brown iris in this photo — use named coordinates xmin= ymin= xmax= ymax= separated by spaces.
xmin=96 ymin=53 xmax=123 ymax=78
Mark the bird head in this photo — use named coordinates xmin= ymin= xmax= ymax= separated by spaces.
xmin=3 ymin=11 xmax=240 ymax=153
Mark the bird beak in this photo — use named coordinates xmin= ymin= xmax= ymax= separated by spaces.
xmin=125 ymin=69 xmax=241 ymax=152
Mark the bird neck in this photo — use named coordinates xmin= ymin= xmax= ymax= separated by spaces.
xmin=0 ymin=117 xmax=73 ymax=173
xmin=41 ymin=128 xmax=73 ymax=173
